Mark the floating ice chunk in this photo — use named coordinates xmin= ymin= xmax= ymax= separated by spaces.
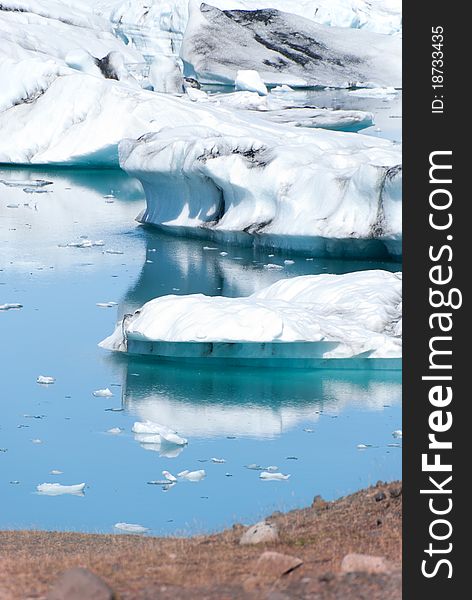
xmin=105 ymin=249 xmax=124 ymax=255
xmin=96 ymin=302 xmax=118 ymax=308
xmin=107 ymin=427 xmax=123 ymax=435
xmin=246 ymin=464 xmax=263 ymax=471
xmin=271 ymin=85 xmax=294 ymax=93
xmin=93 ymin=388 xmax=113 ymax=398
xmin=37 ymin=376 xmax=55 ymax=385
xmin=259 ymin=472 xmax=290 ymax=480
xmin=392 ymin=429 xmax=402 ymax=438
xmin=49 ymin=470 xmax=63 ymax=475
xmin=0 ymin=303 xmax=23 ymax=311
xmin=114 ymin=523 xmax=149 ymax=534
xmin=263 ymin=264 xmax=284 ymax=271
xmin=132 ymin=420 xmax=187 ymax=446
xmin=284 ymin=260 xmax=295 ymax=265
xmin=211 ymin=458 xmax=226 ymax=463
xmin=37 ymin=483 xmax=85 ymax=496
xmin=0 ymin=179 xmax=52 ymax=188
xmin=66 ymin=239 xmax=104 ymax=248
xmin=99 ymin=271 xmax=402 ymax=363
xmin=162 ymin=470 xmax=177 ymax=482
xmin=265 ymin=466 xmax=279 ymax=473
xmin=235 ymin=70 xmax=268 ymax=96
xmin=349 ymin=87 xmax=398 ymax=99
xmin=356 ymin=443 xmax=372 ymax=449
xmin=32 ymin=439 xmax=43 ymax=444
xmin=178 ymin=469 xmax=206 ymax=482
xmin=23 ymin=187 xmax=50 ymax=194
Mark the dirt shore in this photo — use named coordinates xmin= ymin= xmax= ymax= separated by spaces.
xmin=0 ymin=481 xmax=401 ymax=599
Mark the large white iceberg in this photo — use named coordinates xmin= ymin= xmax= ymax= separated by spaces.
xmin=180 ymin=2 xmax=401 ymax=88
xmin=119 ymin=123 xmax=401 ymax=255
xmin=99 ymin=270 xmax=402 ymax=367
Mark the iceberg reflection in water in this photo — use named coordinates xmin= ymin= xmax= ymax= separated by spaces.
xmin=120 ymin=357 xmax=402 ymax=439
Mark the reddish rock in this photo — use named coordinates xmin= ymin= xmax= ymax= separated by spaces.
xmin=47 ymin=567 xmax=115 ymax=600
xmin=341 ymin=553 xmax=390 ymax=574
xmin=255 ymin=551 xmax=303 ymax=578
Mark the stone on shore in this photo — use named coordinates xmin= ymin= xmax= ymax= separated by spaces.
xmin=47 ymin=567 xmax=115 ymax=600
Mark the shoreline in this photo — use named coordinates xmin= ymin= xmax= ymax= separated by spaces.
xmin=0 ymin=481 xmax=401 ymax=599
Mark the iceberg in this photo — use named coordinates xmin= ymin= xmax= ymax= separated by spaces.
xmin=119 ymin=122 xmax=401 ymax=256
xmin=99 ymin=270 xmax=402 ymax=368
xmin=180 ymin=2 xmax=401 ymax=88
xmin=99 ymin=0 xmax=400 ymax=65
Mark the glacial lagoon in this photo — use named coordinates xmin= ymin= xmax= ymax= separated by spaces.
xmin=0 ymin=162 xmax=401 ymax=535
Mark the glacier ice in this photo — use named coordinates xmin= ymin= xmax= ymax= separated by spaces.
xmin=235 ymin=70 xmax=268 ymax=96
xmin=96 ymin=0 xmax=400 ymax=66
xmin=99 ymin=270 xmax=402 ymax=366
xmin=180 ymin=2 xmax=401 ymax=88
xmin=119 ymin=122 xmax=401 ymax=255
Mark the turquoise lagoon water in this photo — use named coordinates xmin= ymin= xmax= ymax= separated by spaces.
xmin=0 ymin=167 xmax=401 ymax=535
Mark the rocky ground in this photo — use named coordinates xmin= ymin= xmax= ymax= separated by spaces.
xmin=0 ymin=481 xmax=401 ymax=599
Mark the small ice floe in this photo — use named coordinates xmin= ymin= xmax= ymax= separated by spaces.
xmin=132 ymin=420 xmax=187 ymax=446
xmin=263 ymin=263 xmax=284 ymax=270
xmin=303 ymin=428 xmax=314 ymax=433
xmin=32 ymin=439 xmax=43 ymax=444
xmin=246 ymin=464 xmax=263 ymax=471
xmin=387 ymin=443 xmax=401 ymax=448
xmin=114 ymin=522 xmax=149 ymax=534
xmin=96 ymin=302 xmax=118 ymax=308
xmin=349 ymin=86 xmax=398 ymax=99
xmin=0 ymin=179 xmax=52 ymax=188
xmin=93 ymin=388 xmax=113 ymax=398
xmin=177 ymin=469 xmax=206 ymax=482
xmin=37 ymin=482 xmax=85 ymax=496
xmin=0 ymin=303 xmax=23 ymax=311
xmin=105 ymin=249 xmax=124 ymax=255
xmin=65 ymin=239 xmax=104 ymax=248
xmin=6 ymin=203 xmax=20 ymax=208
xmin=357 ymin=443 xmax=373 ymax=450
xmin=49 ymin=470 xmax=63 ymax=475
xmin=107 ymin=427 xmax=123 ymax=435
xmin=259 ymin=471 xmax=290 ymax=481
xmin=392 ymin=429 xmax=402 ymax=438
xmin=211 ymin=457 xmax=226 ymax=464
xmin=203 ymin=246 xmax=218 ymax=251
xmin=162 ymin=470 xmax=177 ymax=482
xmin=37 ymin=375 xmax=55 ymax=384
xmin=284 ymin=260 xmax=295 ymax=265
xmin=265 ymin=466 xmax=279 ymax=472
xmin=271 ymin=84 xmax=294 ymax=93
xmin=23 ymin=187 xmax=50 ymax=194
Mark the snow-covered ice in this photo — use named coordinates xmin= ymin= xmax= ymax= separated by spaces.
xmin=119 ymin=122 xmax=401 ymax=255
xmin=235 ymin=70 xmax=268 ymax=96
xmin=100 ymin=270 xmax=402 ymax=366
xmin=180 ymin=2 xmax=401 ymax=88
xmin=36 ymin=375 xmax=55 ymax=384
xmin=132 ymin=420 xmax=188 ymax=446
xmin=259 ymin=471 xmax=290 ymax=480
xmin=36 ymin=482 xmax=86 ymax=496
xmin=92 ymin=388 xmax=113 ymax=397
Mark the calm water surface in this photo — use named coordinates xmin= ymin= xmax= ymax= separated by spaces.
xmin=0 ymin=167 xmax=401 ymax=535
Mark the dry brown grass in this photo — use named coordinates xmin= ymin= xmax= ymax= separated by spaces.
xmin=0 ymin=481 xmax=402 ymax=599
